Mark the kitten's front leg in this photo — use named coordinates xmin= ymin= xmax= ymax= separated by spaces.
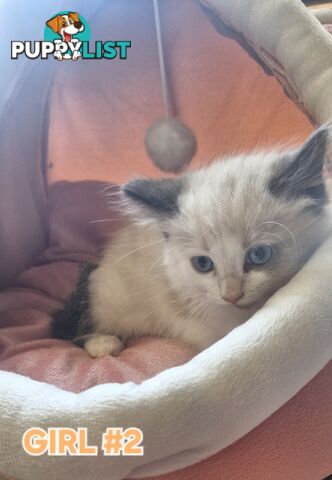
xmin=83 ymin=333 xmax=123 ymax=358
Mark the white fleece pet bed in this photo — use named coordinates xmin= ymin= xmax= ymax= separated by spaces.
xmin=1 ymin=1 xmax=332 ymax=479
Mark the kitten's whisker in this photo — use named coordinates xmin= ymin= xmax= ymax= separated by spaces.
xmin=144 ymin=255 xmax=164 ymax=279
xmin=199 ymin=303 xmax=213 ymax=326
xmin=253 ymin=221 xmax=298 ymax=257
xmin=115 ymin=239 xmax=164 ymax=263
xmin=89 ymin=218 xmax=121 ymax=224
xmin=246 ymin=198 xmax=264 ymax=237
xmin=104 ymin=190 xmax=121 ymax=197
xmin=173 ymin=296 xmax=206 ymax=318
xmin=168 ymin=236 xmax=193 ymax=242
xmin=98 ymin=184 xmax=120 ymax=195
xmin=186 ymin=301 xmax=211 ymax=328
xmin=258 ymin=231 xmax=288 ymax=247
xmin=182 ymin=299 xmax=208 ymax=321
xmin=140 ymin=307 xmax=161 ymax=322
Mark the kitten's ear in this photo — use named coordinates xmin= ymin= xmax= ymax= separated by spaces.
xmin=268 ymin=123 xmax=331 ymax=206
xmin=121 ymin=177 xmax=184 ymax=219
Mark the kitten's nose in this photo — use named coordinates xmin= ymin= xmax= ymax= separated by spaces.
xmin=221 ymin=276 xmax=244 ymax=304
xmin=222 ymin=292 xmax=244 ymax=304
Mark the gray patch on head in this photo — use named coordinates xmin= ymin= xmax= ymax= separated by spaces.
xmin=267 ymin=126 xmax=328 ymax=207
xmin=122 ymin=177 xmax=185 ymax=215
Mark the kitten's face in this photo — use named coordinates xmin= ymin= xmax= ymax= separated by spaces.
xmin=162 ymin=153 xmax=327 ymax=308
xmin=123 ymin=125 xmax=331 ymax=310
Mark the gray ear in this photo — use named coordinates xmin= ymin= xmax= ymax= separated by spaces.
xmin=122 ymin=177 xmax=184 ymax=216
xmin=268 ymin=124 xmax=329 ymax=206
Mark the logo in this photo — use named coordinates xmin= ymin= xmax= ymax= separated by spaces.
xmin=11 ymin=11 xmax=131 ymax=61
xmin=45 ymin=11 xmax=90 ymax=61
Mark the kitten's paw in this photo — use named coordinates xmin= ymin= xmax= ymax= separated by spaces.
xmin=84 ymin=334 xmax=123 ymax=358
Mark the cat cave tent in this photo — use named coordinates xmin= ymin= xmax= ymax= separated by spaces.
xmin=0 ymin=1 xmax=332 ymax=479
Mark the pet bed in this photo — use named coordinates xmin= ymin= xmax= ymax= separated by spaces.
xmin=0 ymin=1 xmax=331 ymax=479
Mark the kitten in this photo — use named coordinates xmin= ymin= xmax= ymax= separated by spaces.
xmin=53 ymin=125 xmax=332 ymax=358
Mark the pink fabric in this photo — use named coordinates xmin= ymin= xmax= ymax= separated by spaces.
xmin=0 ymin=181 xmax=195 ymax=392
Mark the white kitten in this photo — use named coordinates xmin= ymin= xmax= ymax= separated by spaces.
xmin=53 ymin=126 xmax=332 ymax=357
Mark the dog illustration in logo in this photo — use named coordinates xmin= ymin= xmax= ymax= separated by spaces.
xmin=46 ymin=13 xmax=84 ymax=61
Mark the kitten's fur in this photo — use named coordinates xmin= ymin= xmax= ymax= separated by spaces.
xmin=53 ymin=126 xmax=332 ymax=358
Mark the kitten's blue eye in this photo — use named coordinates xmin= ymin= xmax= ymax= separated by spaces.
xmin=191 ymin=256 xmax=214 ymax=273
xmin=246 ymin=245 xmax=273 ymax=266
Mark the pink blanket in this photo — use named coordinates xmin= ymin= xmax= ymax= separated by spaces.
xmin=0 ymin=181 xmax=195 ymax=392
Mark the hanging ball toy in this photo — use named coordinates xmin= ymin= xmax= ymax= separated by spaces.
xmin=145 ymin=117 xmax=197 ymax=173
xmin=145 ymin=0 xmax=197 ymax=173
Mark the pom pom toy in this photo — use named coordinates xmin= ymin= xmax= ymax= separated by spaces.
xmin=145 ymin=117 xmax=197 ymax=173
xmin=145 ymin=0 xmax=197 ymax=173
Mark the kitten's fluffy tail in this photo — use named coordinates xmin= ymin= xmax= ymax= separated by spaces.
xmin=51 ymin=263 xmax=96 ymax=341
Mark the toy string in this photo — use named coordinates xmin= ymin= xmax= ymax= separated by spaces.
xmin=153 ymin=0 xmax=172 ymax=119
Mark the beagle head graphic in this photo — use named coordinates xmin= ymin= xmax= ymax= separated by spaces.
xmin=46 ymin=12 xmax=84 ymax=42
